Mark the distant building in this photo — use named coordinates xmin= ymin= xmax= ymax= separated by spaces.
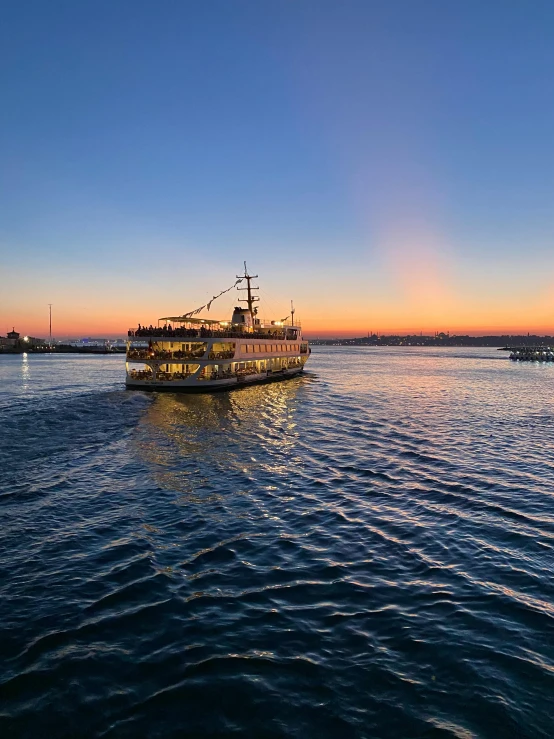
xmin=0 ymin=329 xmax=45 ymax=352
xmin=0 ymin=327 xmax=20 ymax=350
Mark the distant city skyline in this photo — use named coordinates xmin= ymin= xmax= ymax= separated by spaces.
xmin=2 ymin=1 xmax=554 ymax=337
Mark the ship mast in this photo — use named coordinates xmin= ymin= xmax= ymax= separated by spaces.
xmin=237 ymin=262 xmax=259 ymax=327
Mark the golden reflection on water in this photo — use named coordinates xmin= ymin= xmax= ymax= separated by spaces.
xmin=20 ymin=353 xmax=31 ymax=393
xmin=134 ymin=378 xmax=306 ymax=496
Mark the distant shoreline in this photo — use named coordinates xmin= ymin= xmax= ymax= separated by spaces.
xmin=0 ymin=347 xmax=126 ymax=355
xmin=309 ymin=335 xmax=553 ymax=348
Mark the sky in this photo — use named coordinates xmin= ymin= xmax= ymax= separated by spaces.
xmin=1 ymin=0 xmax=554 ymax=338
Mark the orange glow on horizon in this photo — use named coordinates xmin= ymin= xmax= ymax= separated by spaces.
xmin=3 ymin=258 xmax=553 ymax=340
xmin=5 ymin=311 xmax=554 ymax=340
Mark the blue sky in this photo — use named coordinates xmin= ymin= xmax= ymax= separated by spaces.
xmin=2 ymin=1 xmax=554 ymax=336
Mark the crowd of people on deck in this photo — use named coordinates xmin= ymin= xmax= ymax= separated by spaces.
xmin=127 ymin=348 xmax=206 ymax=361
xmin=130 ymin=324 xmax=201 ymax=338
xmin=128 ymin=324 xmax=294 ymax=340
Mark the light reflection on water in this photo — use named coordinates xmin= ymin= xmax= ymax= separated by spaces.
xmin=20 ymin=353 xmax=30 ymax=392
xmin=135 ymin=377 xmax=308 ymax=496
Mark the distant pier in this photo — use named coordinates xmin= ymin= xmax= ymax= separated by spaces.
xmin=508 ymin=347 xmax=554 ymax=361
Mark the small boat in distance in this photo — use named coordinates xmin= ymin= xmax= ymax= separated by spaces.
xmin=125 ymin=266 xmax=310 ymax=392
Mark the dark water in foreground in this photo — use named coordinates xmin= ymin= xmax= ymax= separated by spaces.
xmin=1 ymin=348 xmax=553 ymax=738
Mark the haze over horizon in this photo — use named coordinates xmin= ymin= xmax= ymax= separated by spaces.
xmin=2 ymin=1 xmax=554 ymax=339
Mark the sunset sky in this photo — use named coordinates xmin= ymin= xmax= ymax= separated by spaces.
xmin=2 ymin=1 xmax=554 ymax=338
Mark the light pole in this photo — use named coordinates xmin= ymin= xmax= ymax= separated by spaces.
xmin=48 ymin=304 xmax=52 ymax=347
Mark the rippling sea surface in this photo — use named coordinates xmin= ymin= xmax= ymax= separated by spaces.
xmin=1 ymin=348 xmax=554 ymax=738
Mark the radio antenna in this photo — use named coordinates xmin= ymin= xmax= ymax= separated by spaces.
xmin=236 ymin=262 xmax=259 ymax=324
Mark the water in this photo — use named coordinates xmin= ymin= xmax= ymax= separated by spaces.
xmin=1 ymin=348 xmax=553 ymax=738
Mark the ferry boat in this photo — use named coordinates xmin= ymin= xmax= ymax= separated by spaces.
xmin=125 ymin=267 xmax=310 ymax=392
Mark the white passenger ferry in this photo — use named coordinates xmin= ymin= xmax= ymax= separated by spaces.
xmin=126 ymin=268 xmax=310 ymax=392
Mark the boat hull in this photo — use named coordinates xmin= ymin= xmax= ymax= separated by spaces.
xmin=125 ymin=367 xmax=305 ymax=393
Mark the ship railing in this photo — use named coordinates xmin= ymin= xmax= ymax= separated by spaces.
xmin=155 ymin=372 xmax=196 ymax=381
xmin=208 ymin=351 xmax=235 ymax=360
xmin=256 ymin=316 xmax=301 ymax=325
xmin=128 ymin=328 xmax=292 ymax=340
xmin=235 ymin=367 xmax=262 ymax=376
xmin=197 ymin=366 xmax=263 ymax=381
xmin=127 ymin=349 xmax=206 ymax=360
xmin=128 ymin=370 xmax=154 ymax=380
xmin=198 ymin=369 xmax=238 ymax=381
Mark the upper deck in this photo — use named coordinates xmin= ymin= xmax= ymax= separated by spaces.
xmin=128 ymin=316 xmax=303 ymax=342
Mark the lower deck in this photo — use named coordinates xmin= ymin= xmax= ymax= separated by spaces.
xmin=125 ymin=365 xmax=305 ymax=392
